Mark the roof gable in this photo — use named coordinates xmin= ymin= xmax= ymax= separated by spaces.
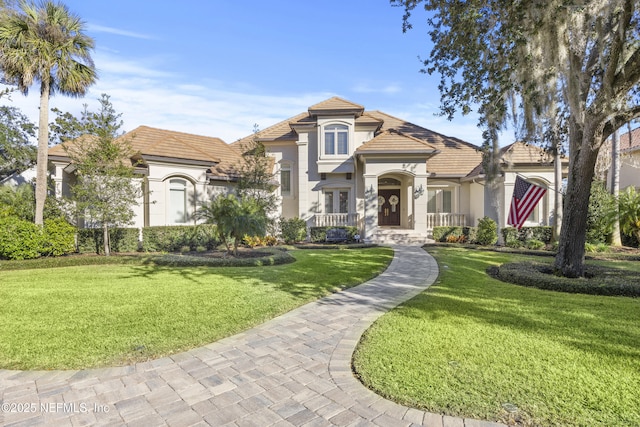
xmin=308 ymin=97 xmax=365 ymax=117
xmin=356 ymin=129 xmax=438 ymax=154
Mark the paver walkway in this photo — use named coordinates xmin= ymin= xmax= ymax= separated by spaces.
xmin=0 ymin=246 xmax=505 ymax=427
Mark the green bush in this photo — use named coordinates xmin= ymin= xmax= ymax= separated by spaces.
xmin=495 ymin=261 xmax=640 ymax=297
xmin=525 ymin=239 xmax=545 ymax=250
xmin=502 ymin=226 xmax=553 ymax=244
xmin=432 ymin=226 xmax=478 ymax=243
xmin=309 ymin=226 xmax=359 ymax=243
xmin=586 ymin=180 xmax=616 ymax=244
xmin=0 ymin=215 xmax=44 ymax=260
xmin=77 ymin=228 xmax=140 ymax=254
xmin=476 ymin=217 xmax=498 ymax=245
xmin=280 ymin=217 xmax=307 ymax=244
xmin=505 ymin=238 xmax=524 ymax=248
xmin=42 ymin=218 xmax=76 ymax=256
xmin=142 ymin=225 xmax=218 ymax=252
xmin=151 ymin=248 xmax=294 ymax=267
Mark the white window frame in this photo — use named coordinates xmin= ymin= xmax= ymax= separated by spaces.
xmin=427 ymin=187 xmax=454 ymax=213
xmin=323 ymin=188 xmax=350 ymax=214
xmin=322 ymin=123 xmax=349 ymax=158
xmin=280 ymin=163 xmax=292 ymax=197
xmin=167 ymin=178 xmax=189 ymax=224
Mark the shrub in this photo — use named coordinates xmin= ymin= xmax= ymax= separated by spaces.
xmin=151 ymin=248 xmax=295 ymax=267
xmin=0 ymin=215 xmax=44 ymax=260
xmin=501 ymin=226 xmax=553 ymax=245
xmin=495 ymin=261 xmax=640 ymax=297
xmin=280 ymin=217 xmax=307 ymax=244
xmin=505 ymin=238 xmax=523 ymax=248
xmin=525 ymin=239 xmax=545 ymax=250
xmin=179 ymin=246 xmax=191 ymax=253
xmin=309 ymin=226 xmax=359 ymax=243
xmin=432 ymin=226 xmax=477 ymax=243
xmin=42 ymin=218 xmax=76 ymax=256
xmin=142 ymin=225 xmax=218 ymax=252
xmin=586 ymin=180 xmax=615 ymax=244
xmin=476 ymin=217 xmax=498 ymax=245
xmin=77 ymin=228 xmax=140 ymax=254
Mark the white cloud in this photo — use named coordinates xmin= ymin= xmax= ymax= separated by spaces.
xmin=87 ymin=24 xmax=154 ymax=40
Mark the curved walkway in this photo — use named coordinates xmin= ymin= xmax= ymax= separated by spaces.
xmin=0 ymin=246 xmax=505 ymax=427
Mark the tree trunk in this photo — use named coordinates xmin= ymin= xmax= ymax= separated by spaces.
xmin=34 ymin=81 xmax=51 ymax=225
xmin=554 ymin=129 xmax=600 ymax=277
xmin=610 ymin=129 xmax=622 ymax=246
xmin=103 ymin=224 xmax=111 ymax=256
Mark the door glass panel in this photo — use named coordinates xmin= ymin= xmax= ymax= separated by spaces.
xmin=324 ymin=192 xmax=334 ymax=213
xmin=339 ymin=191 xmax=348 ymax=213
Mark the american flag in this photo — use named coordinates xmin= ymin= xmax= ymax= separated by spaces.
xmin=507 ymin=176 xmax=547 ymax=230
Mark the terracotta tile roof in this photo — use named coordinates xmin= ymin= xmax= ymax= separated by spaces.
xmin=230 ymin=112 xmax=308 ymax=153
xmin=356 ymin=129 xmax=438 ymax=153
xmin=49 ymin=126 xmax=244 ymax=179
xmin=465 ymin=141 xmax=567 ymax=179
xmin=308 ymin=97 xmax=364 ymax=114
xmin=365 ymin=111 xmax=482 ymax=176
xmin=500 ymin=141 xmax=554 ymax=165
xmin=621 ymin=127 xmax=640 ymax=152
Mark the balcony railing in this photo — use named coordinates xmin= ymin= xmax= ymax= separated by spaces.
xmin=426 ymin=213 xmax=467 ymax=229
xmin=313 ymin=213 xmax=360 ymax=227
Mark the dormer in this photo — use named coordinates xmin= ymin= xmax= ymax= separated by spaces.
xmin=308 ymin=97 xmax=365 ymax=173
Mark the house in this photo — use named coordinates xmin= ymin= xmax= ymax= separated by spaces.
xmin=48 ymin=126 xmax=243 ymax=228
xmin=619 ymin=126 xmax=640 ymax=190
xmin=47 ymin=97 xmax=564 ymax=243
xmin=233 ymin=97 xmax=564 ymax=242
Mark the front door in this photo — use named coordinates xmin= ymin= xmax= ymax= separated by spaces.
xmin=378 ymin=189 xmax=401 ymax=226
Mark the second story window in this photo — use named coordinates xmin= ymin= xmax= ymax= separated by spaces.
xmin=324 ymin=124 xmax=348 ymax=155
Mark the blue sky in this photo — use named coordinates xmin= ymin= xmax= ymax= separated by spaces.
xmin=1 ymin=0 xmax=489 ymax=145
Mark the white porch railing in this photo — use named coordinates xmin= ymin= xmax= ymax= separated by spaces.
xmin=313 ymin=213 xmax=360 ymax=227
xmin=426 ymin=213 xmax=467 ymax=229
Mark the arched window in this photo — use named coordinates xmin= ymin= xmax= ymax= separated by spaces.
xmin=168 ymin=178 xmax=188 ymax=224
xmin=324 ymin=124 xmax=349 ymax=155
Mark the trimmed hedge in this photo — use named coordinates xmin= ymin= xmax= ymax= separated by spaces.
xmin=309 ymin=226 xmax=359 ymax=243
xmin=0 ymin=216 xmax=76 ymax=260
xmin=142 ymin=225 xmax=219 ymax=252
xmin=279 ymin=217 xmax=307 ymax=244
xmin=432 ymin=226 xmax=478 ymax=243
xmin=77 ymin=228 xmax=140 ymax=254
xmin=0 ymin=216 xmax=44 ymax=260
xmin=149 ymin=248 xmax=294 ymax=267
xmin=494 ymin=261 xmax=640 ymax=297
xmin=502 ymin=226 xmax=553 ymax=244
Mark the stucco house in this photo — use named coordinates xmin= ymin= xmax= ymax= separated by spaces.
xmin=48 ymin=126 xmax=242 ymax=229
xmin=47 ymin=97 xmax=564 ymax=243
xmin=233 ymin=97 xmax=563 ymax=243
xmin=619 ymin=126 xmax=640 ymax=190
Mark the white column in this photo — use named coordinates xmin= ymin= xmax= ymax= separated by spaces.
xmin=413 ymin=174 xmax=428 ymax=233
xmin=363 ymin=174 xmax=378 ymax=242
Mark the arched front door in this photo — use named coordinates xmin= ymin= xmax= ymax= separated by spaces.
xmin=378 ymin=189 xmax=401 ymax=226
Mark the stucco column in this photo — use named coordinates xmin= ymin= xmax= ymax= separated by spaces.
xmin=296 ymin=136 xmax=309 ymax=219
xmin=413 ymin=174 xmax=428 ymax=233
xmin=363 ymin=174 xmax=378 ymax=241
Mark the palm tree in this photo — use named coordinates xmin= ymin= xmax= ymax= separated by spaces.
xmin=0 ymin=0 xmax=96 ymax=224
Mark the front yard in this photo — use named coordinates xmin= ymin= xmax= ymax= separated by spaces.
xmin=0 ymin=247 xmax=393 ymax=370
xmin=353 ymin=246 xmax=640 ymax=427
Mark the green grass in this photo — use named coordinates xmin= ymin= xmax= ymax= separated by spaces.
xmin=0 ymin=247 xmax=393 ymax=370
xmin=353 ymin=246 xmax=640 ymax=427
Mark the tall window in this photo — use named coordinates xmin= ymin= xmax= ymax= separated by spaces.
xmin=427 ymin=188 xmax=453 ymax=213
xmin=280 ymin=164 xmax=291 ymax=197
xmin=169 ymin=178 xmax=188 ymax=224
xmin=324 ymin=189 xmax=349 ymax=213
xmin=324 ymin=124 xmax=348 ymax=155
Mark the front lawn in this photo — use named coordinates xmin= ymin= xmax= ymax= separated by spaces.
xmin=0 ymin=247 xmax=393 ymax=370
xmin=353 ymin=246 xmax=640 ymax=427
